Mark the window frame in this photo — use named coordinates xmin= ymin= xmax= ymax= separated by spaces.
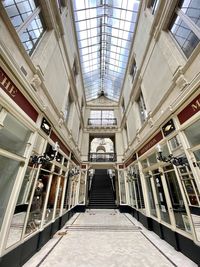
xmin=2 ymin=0 xmax=46 ymax=55
xmin=168 ymin=0 xmax=200 ymax=58
xmin=137 ymin=91 xmax=147 ymax=124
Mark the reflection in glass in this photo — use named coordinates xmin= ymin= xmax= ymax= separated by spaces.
xmin=0 ymin=156 xmax=20 ymax=231
xmin=148 ymin=153 xmax=157 ymax=165
xmin=119 ymin=171 xmax=126 ymax=204
xmin=184 ymin=119 xmax=200 ymax=147
xmin=164 ymin=167 xmax=191 ymax=232
xmin=55 ymin=177 xmax=65 ymax=218
xmin=177 ymin=162 xmax=200 ymax=206
xmin=0 ymin=113 xmax=31 ymax=156
xmin=44 ymin=175 xmax=59 ymax=224
xmin=145 ymin=173 xmax=157 ymax=217
xmin=25 ymin=171 xmax=50 ymax=235
xmin=153 ymin=172 xmax=170 ymax=224
xmin=6 ymin=165 xmax=38 ymax=248
xmin=79 ymin=172 xmax=86 ymax=204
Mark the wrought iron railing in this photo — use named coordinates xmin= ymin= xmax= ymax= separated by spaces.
xmin=88 ymin=118 xmax=117 ymax=126
xmin=88 ymin=153 xmax=116 ymax=162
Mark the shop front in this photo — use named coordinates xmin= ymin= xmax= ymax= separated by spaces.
xmin=0 ymin=67 xmax=86 ymax=266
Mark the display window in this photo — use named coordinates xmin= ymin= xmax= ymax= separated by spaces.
xmin=79 ymin=172 xmax=86 ymax=204
xmin=164 ymin=165 xmax=191 ymax=233
xmin=144 ymin=172 xmax=157 ymax=217
xmin=177 ymin=164 xmax=200 ymax=206
xmin=118 ymin=171 xmax=126 ymax=204
xmin=0 ymin=156 xmax=22 ymax=232
xmin=0 ymin=108 xmax=33 ymax=245
xmin=0 ymin=112 xmax=31 ymax=156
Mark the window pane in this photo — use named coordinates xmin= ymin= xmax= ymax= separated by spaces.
xmin=2 ymin=0 xmax=37 ymax=29
xmin=20 ymin=12 xmax=45 ymax=54
xmin=0 ymin=113 xmax=31 ymax=156
xmin=184 ymin=119 xmax=200 ymax=147
xmin=0 ymin=155 xmax=20 ymax=231
xmin=180 ymin=0 xmax=200 ymax=27
xmin=170 ymin=15 xmax=200 ymax=58
xmin=165 ymin=168 xmax=191 ymax=232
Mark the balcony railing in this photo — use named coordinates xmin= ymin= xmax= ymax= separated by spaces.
xmin=88 ymin=118 xmax=117 ymax=126
xmin=89 ymin=153 xmax=116 ymax=162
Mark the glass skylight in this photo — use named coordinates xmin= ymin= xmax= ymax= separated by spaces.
xmin=72 ymin=0 xmax=140 ymax=101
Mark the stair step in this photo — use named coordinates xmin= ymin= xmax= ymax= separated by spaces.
xmin=88 ymin=169 xmax=116 ymax=209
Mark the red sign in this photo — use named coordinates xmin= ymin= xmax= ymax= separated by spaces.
xmin=50 ymin=131 xmax=70 ymax=156
xmin=71 ymin=153 xmax=80 ymax=166
xmin=0 ymin=67 xmax=38 ymax=122
xmin=125 ymin=153 xmax=137 ymax=167
xmin=178 ymin=93 xmax=200 ymax=124
xmin=138 ymin=131 xmax=163 ymax=157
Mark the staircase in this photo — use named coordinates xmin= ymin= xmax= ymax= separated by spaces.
xmin=88 ymin=169 xmax=116 ymax=209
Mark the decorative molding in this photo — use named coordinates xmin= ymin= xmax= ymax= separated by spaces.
xmin=147 ymin=112 xmax=154 ymax=128
xmin=87 ymin=95 xmax=118 ymax=106
xmin=175 ymin=74 xmax=188 ymax=91
xmin=58 ymin=111 xmax=64 ymax=128
xmin=30 ymin=74 xmax=42 ymax=90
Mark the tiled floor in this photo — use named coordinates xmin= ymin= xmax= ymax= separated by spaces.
xmin=23 ymin=209 xmax=197 ymax=267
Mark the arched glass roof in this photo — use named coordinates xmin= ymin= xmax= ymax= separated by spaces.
xmin=72 ymin=0 xmax=140 ymax=102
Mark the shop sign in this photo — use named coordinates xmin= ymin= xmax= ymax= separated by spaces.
xmin=50 ymin=131 xmax=70 ymax=156
xmin=119 ymin=164 xmax=124 ymax=169
xmin=138 ymin=131 xmax=163 ymax=157
xmin=41 ymin=117 xmax=51 ymax=135
xmin=0 ymin=67 xmax=38 ymax=122
xmin=178 ymin=93 xmax=200 ymax=124
xmin=162 ymin=119 xmax=176 ymax=137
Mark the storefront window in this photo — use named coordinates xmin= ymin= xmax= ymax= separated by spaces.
xmin=141 ymin=158 xmax=148 ymax=168
xmin=193 ymin=149 xmax=200 ymax=168
xmin=153 ymin=169 xmax=170 ymax=224
xmin=6 ymin=163 xmax=39 ymax=248
xmin=169 ymin=135 xmax=181 ymax=151
xmin=148 ymin=153 xmax=157 ymax=165
xmin=0 ymin=113 xmax=31 ymax=156
xmin=79 ymin=172 xmax=86 ymax=204
xmin=0 ymin=156 xmax=21 ymax=232
xmin=55 ymin=176 xmax=65 ymax=218
xmin=145 ymin=173 xmax=157 ymax=217
xmin=177 ymin=163 xmax=200 ymax=206
xmin=184 ymin=119 xmax=200 ymax=147
xmin=119 ymin=171 xmax=126 ymax=204
xmin=164 ymin=165 xmax=191 ymax=233
xmin=127 ymin=172 xmax=136 ymax=208
xmin=25 ymin=163 xmax=52 ymax=236
xmin=63 ymin=172 xmax=71 ymax=211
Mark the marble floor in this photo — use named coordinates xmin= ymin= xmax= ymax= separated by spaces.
xmin=23 ymin=209 xmax=197 ymax=267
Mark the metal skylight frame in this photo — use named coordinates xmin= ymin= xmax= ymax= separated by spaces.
xmin=72 ymin=0 xmax=140 ymax=101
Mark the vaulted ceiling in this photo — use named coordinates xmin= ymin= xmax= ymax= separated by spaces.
xmin=72 ymin=0 xmax=140 ymax=102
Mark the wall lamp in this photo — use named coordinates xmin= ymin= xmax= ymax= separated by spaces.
xmin=31 ymin=142 xmax=60 ymax=165
xmin=157 ymin=145 xmax=188 ymax=167
xmin=127 ymin=169 xmax=139 ymax=179
xmin=69 ymin=167 xmax=80 ymax=177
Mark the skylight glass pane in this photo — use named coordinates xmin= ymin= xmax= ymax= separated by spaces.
xmin=72 ymin=0 xmax=140 ymax=102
